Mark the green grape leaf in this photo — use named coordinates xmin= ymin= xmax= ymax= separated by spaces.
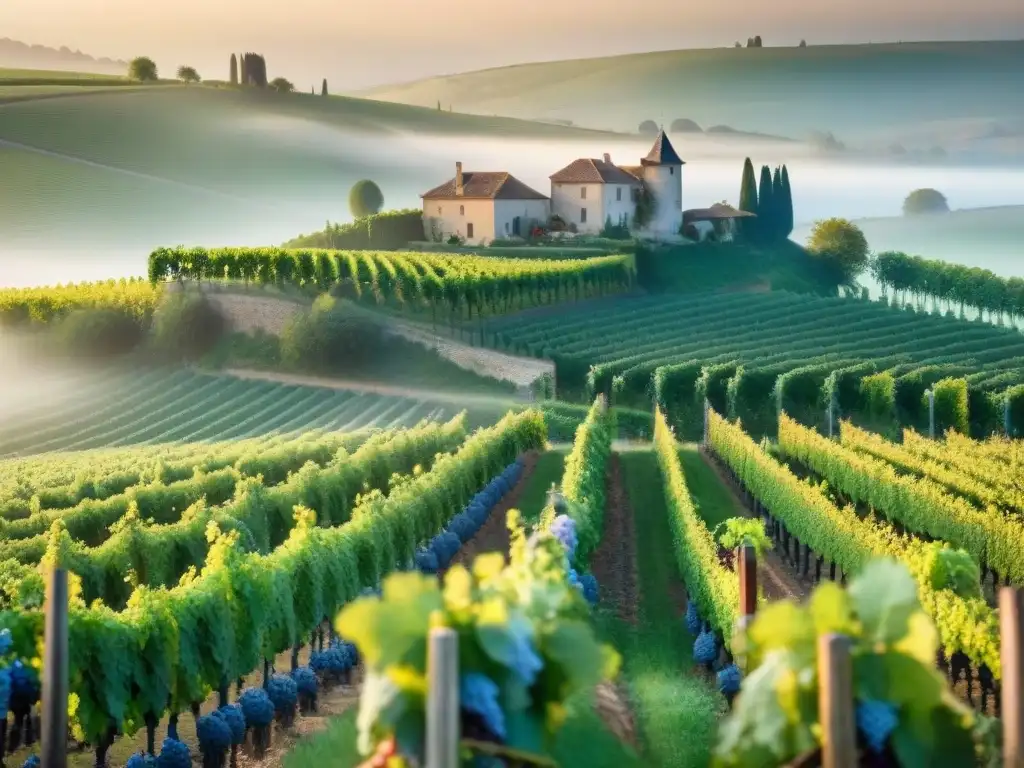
xmin=890 ymin=704 xmax=977 ymax=768
xmin=848 ymin=558 xmax=919 ymax=645
xmin=543 ymin=619 xmax=606 ymax=691
xmin=747 ymin=600 xmax=816 ymax=662
xmin=809 ymin=581 xmax=855 ymax=637
xmin=504 ymin=707 xmax=547 ymax=755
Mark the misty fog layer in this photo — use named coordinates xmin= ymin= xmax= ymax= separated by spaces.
xmin=2 ymin=101 xmax=1024 ymax=288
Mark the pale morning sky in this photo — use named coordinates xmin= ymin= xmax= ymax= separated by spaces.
xmin=2 ymin=0 xmax=1022 ymax=89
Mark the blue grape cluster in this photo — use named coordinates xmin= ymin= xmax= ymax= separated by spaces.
xmin=196 ymin=711 xmax=233 ymax=754
xmin=460 ymin=673 xmax=506 ymax=739
xmin=238 ymin=687 xmax=275 ymax=728
xmin=310 ymin=640 xmax=358 ymax=675
xmin=155 ymin=738 xmax=192 ymax=768
xmin=716 ymin=664 xmax=742 ymax=695
xmin=693 ymin=630 xmax=718 ymax=665
xmin=267 ymin=673 xmax=298 ymax=714
xmin=0 ymin=665 xmax=11 ymax=720
xmin=20 ymin=756 xmax=39 ymax=768
xmin=549 ymin=515 xmax=578 ymax=562
xmin=579 ymin=573 xmax=599 ymax=605
xmin=291 ymin=666 xmax=318 ymax=696
xmin=125 ymin=751 xmax=158 ymax=768
xmin=414 ymin=460 xmax=523 ymax=573
xmin=218 ymin=703 xmax=247 ymax=745
xmin=507 ymin=625 xmax=544 ymax=686
xmin=856 ymin=699 xmax=899 ymax=754
xmin=685 ymin=602 xmax=703 ymax=635
xmin=9 ymin=660 xmax=39 ymax=710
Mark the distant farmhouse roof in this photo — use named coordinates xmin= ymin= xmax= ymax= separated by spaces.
xmin=549 ymin=157 xmax=641 ymax=185
xmin=421 ymin=171 xmax=548 ymax=200
xmin=641 ymin=129 xmax=686 ymax=166
xmin=683 ymin=203 xmax=756 ymax=224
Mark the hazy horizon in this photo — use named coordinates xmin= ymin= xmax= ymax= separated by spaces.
xmin=2 ymin=0 xmax=1024 ymax=89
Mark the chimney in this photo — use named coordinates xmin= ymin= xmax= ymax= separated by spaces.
xmin=455 ymin=161 xmax=464 ymax=196
xmin=603 ymin=153 xmax=611 ymax=164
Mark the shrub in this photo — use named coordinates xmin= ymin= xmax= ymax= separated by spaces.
xmin=670 ymin=118 xmax=702 ymax=133
xmin=805 ymin=217 xmax=869 ymax=285
xmin=349 ymin=180 xmax=385 ymax=218
xmin=269 ymin=77 xmax=294 ymax=92
xmin=128 ymin=57 xmax=158 ymax=82
xmin=638 ymin=120 xmax=659 ymax=135
xmin=149 ymin=292 xmax=227 ymax=362
xmin=51 ymin=307 xmax=146 ymax=359
xmin=902 ymin=188 xmax=949 ymax=216
xmin=279 ymin=296 xmax=385 ymax=374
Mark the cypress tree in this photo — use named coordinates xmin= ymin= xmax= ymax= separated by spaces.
xmin=771 ymin=166 xmax=784 ymax=242
xmin=229 ymin=53 xmax=238 ymax=85
xmin=239 ymin=53 xmax=248 ymax=86
xmin=757 ymin=164 xmax=774 ymax=243
xmin=781 ymin=165 xmax=794 ymax=237
xmin=738 ymin=158 xmax=758 ymax=241
xmin=322 ymin=78 xmax=328 ymax=96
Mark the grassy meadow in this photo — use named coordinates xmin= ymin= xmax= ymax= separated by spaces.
xmin=361 ymin=41 xmax=1024 ymax=147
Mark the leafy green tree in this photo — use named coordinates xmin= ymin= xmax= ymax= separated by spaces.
xmin=322 ymin=78 xmax=328 ymax=96
xmin=269 ymin=77 xmax=294 ymax=93
xmin=349 ymin=180 xmax=385 ymax=217
xmin=176 ymin=66 xmax=200 ymax=84
xmin=229 ymin=54 xmax=238 ymax=85
xmin=757 ymin=165 xmax=774 ymax=242
xmin=128 ymin=57 xmax=158 ymax=82
xmin=738 ymin=158 xmax=758 ymax=241
xmin=806 ymin=218 xmax=870 ymax=285
xmin=903 ymin=188 xmax=949 ymax=216
xmin=780 ymin=165 xmax=794 ymax=237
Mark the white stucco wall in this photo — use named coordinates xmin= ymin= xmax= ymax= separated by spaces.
xmin=423 ymin=198 xmax=496 ymax=244
xmin=550 ymin=182 xmax=605 ymax=234
xmin=641 ymin=165 xmax=683 ymax=236
xmin=601 ymin=183 xmax=639 ymax=229
xmin=493 ymin=199 xmax=550 ymax=239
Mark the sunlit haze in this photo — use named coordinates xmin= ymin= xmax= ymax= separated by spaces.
xmin=2 ymin=0 xmax=1023 ymax=88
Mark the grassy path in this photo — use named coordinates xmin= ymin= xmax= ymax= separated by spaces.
xmin=614 ymin=450 xmax=722 ymax=768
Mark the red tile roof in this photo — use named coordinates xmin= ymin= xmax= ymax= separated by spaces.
xmin=549 ymin=158 xmax=642 ymax=185
xmin=421 ymin=172 xmax=548 ymax=200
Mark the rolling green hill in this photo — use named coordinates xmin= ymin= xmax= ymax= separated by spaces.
xmin=360 ymin=41 xmax=1024 ymax=143
xmin=0 ymin=84 xmax=621 ymax=263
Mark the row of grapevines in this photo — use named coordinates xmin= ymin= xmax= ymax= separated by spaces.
xmin=901 ymin=428 xmax=1024 ymax=493
xmin=147 ymin=247 xmax=635 ymax=317
xmin=0 ymin=418 xmax=468 ymax=606
xmin=653 ymin=408 xmax=740 ymax=640
xmin=0 ymin=430 xmax=368 ymax=521
xmin=556 ymin=397 xmax=613 ymax=568
xmin=838 ymin=420 xmax=1024 ymax=513
xmin=707 ymin=409 xmax=1001 ymax=676
xmin=1 ymin=409 xmax=548 ymax=744
xmin=0 ymin=278 xmax=161 ymax=326
xmin=777 ymin=413 xmax=1024 ymax=584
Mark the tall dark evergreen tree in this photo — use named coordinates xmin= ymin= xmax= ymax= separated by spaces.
xmin=229 ymin=53 xmax=238 ymax=85
xmin=239 ymin=53 xmax=248 ymax=86
xmin=757 ymin=164 xmax=775 ymax=243
xmin=771 ymin=166 xmax=784 ymax=242
xmin=781 ymin=165 xmax=794 ymax=237
xmin=738 ymin=158 xmax=759 ymax=241
xmin=321 ymin=78 xmax=328 ymax=96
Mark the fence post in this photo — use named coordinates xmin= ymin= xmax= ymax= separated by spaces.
xmin=1006 ymin=392 xmax=1013 ymax=438
xmin=41 ymin=568 xmax=69 ymax=768
xmin=426 ymin=627 xmax=460 ymax=768
xmin=928 ymin=389 xmax=936 ymax=439
xmin=1001 ymin=588 xmax=1024 ymax=768
xmin=703 ymin=398 xmax=711 ymax=445
xmin=819 ymin=634 xmax=856 ymax=768
xmin=827 ymin=396 xmax=834 ymax=439
xmin=732 ymin=543 xmax=758 ymax=673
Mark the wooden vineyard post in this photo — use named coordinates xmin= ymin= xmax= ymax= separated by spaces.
xmin=732 ymin=543 xmax=757 ymax=674
xmin=927 ymin=389 xmax=936 ymax=439
xmin=827 ymin=394 xmax=835 ymax=439
xmin=1006 ymin=393 xmax=1014 ymax=437
xmin=818 ymin=634 xmax=856 ymax=768
xmin=426 ymin=627 xmax=460 ymax=768
xmin=703 ymin=398 xmax=711 ymax=445
xmin=41 ymin=568 xmax=69 ymax=768
xmin=1000 ymin=587 xmax=1024 ymax=767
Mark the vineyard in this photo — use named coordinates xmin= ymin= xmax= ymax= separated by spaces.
xmin=484 ymin=290 xmax=1024 ymax=435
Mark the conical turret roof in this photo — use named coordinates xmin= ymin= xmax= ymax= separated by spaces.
xmin=641 ymin=128 xmax=685 ymax=166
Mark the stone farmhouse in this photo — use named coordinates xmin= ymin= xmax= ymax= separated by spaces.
xmin=420 ymin=129 xmax=688 ymax=245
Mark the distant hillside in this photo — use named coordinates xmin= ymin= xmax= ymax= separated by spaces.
xmin=360 ymin=41 xmax=1024 ymax=148
xmin=0 ymin=38 xmax=126 ymax=76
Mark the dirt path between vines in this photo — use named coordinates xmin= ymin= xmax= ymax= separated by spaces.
xmin=697 ymin=446 xmax=808 ymax=603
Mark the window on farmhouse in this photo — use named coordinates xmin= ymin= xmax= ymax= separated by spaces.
xmin=467 ymin=223 xmax=475 ymax=239
xmin=437 ymin=206 xmax=442 ymax=215
xmin=581 ymin=187 xmax=587 ymax=200
xmin=616 ymin=187 xmax=622 ymax=201
xmin=581 ymin=208 xmax=587 ymax=224
xmin=460 ymin=205 xmax=465 ymax=215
